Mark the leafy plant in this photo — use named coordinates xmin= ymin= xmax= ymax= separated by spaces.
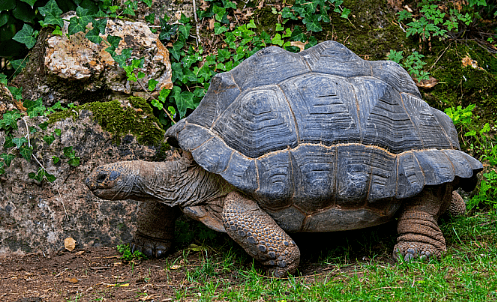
xmin=445 ymin=104 xmax=497 ymax=210
xmin=117 ymin=244 xmax=147 ymax=262
xmin=387 ymin=50 xmax=430 ymax=80
xmin=278 ymin=0 xmax=351 ymax=33
xmin=0 ymin=80 xmax=79 ymax=182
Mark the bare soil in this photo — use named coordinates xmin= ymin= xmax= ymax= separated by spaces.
xmin=0 ymin=225 xmax=397 ymax=302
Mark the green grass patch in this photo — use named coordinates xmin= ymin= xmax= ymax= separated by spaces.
xmin=168 ymin=210 xmax=497 ymax=301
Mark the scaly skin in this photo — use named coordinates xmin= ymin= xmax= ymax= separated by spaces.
xmin=85 ymin=153 xmax=233 ymax=257
xmin=394 ymin=184 xmax=452 ymax=260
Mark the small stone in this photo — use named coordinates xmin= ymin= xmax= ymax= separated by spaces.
xmin=283 ymin=241 xmax=289 ymax=246
xmin=258 ymin=245 xmax=267 ymax=252
xmin=268 ymin=251 xmax=276 ymax=259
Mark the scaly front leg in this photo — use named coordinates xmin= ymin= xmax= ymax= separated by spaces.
xmin=222 ymin=192 xmax=300 ymax=277
xmin=132 ymin=201 xmax=180 ymax=258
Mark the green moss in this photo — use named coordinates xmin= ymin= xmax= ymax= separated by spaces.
xmin=424 ymin=41 xmax=497 ymax=119
xmin=48 ymin=97 xmax=165 ymax=146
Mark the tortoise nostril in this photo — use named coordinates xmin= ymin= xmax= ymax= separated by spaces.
xmin=96 ymin=173 xmax=107 ymax=183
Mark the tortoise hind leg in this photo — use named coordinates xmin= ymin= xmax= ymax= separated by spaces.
xmin=222 ymin=192 xmax=300 ymax=277
xmin=132 ymin=201 xmax=180 ymax=258
xmin=447 ymin=191 xmax=466 ymax=217
xmin=394 ymin=184 xmax=452 ymax=261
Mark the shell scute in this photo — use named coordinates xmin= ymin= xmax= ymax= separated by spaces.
xmin=280 ymin=74 xmax=360 ymax=146
xmin=212 ymin=86 xmax=298 ymax=158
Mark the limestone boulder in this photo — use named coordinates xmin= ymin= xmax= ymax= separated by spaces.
xmin=0 ymin=99 xmax=168 ymax=255
xmin=14 ymin=14 xmax=172 ymax=107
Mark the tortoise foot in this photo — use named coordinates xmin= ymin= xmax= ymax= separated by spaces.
xmin=131 ymin=232 xmax=173 ymax=258
xmin=393 ymin=241 xmax=441 ymax=261
xmin=395 ymin=210 xmax=446 ymax=262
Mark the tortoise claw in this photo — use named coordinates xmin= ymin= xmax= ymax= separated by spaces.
xmin=131 ymin=233 xmax=173 ymax=259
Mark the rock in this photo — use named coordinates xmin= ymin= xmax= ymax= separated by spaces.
xmin=14 ymin=14 xmax=172 ymax=106
xmin=0 ymin=82 xmax=18 ymax=115
xmin=0 ymin=99 xmax=168 ymax=255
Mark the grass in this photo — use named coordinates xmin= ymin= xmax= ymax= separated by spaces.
xmin=168 ymin=209 xmax=497 ymax=301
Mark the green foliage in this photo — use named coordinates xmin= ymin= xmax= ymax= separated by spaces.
xmin=397 ymin=0 xmax=494 ymax=43
xmin=12 ymin=24 xmax=38 ymax=49
xmin=278 ymin=0 xmax=350 ymax=33
xmin=388 ymin=50 xmax=430 ymax=80
xmin=0 ymin=78 xmax=80 ymax=182
xmin=445 ymin=104 xmax=497 ymax=210
xmin=116 ymin=244 xmax=147 ymax=262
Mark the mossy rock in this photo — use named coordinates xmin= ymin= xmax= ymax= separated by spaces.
xmin=48 ymin=97 xmax=165 ymax=147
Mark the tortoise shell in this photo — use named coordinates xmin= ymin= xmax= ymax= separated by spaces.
xmin=166 ymin=41 xmax=482 ymax=231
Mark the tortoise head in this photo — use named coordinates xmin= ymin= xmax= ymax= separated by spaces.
xmin=85 ymin=161 xmax=143 ymax=200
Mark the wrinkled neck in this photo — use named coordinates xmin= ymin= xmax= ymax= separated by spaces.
xmin=134 ymin=159 xmax=233 ymax=207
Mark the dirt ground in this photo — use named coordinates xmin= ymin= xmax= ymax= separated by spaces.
xmin=0 ymin=247 xmax=185 ymax=301
xmin=0 ymin=225 xmax=397 ymax=302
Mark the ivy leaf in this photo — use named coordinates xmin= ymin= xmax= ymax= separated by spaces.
xmin=68 ymin=157 xmax=80 ymax=167
xmin=92 ymin=18 xmax=107 ymax=33
xmin=46 ymin=173 xmax=56 ymax=182
xmin=20 ymin=145 xmax=33 ymax=161
xmin=38 ymin=0 xmax=63 ymax=28
xmin=0 ymin=111 xmax=21 ymax=130
xmin=222 ymin=0 xmax=236 ymax=9
xmin=23 ymin=98 xmax=45 ymax=117
xmin=13 ymin=2 xmax=36 ymax=23
xmin=214 ymin=22 xmax=228 ymax=35
xmin=63 ymin=146 xmax=76 ymax=158
xmin=52 ymin=26 xmax=63 ymax=36
xmin=171 ymin=87 xmax=197 ymax=118
xmin=0 ymin=74 xmax=7 ymax=85
xmin=44 ymin=134 xmax=55 ymax=145
xmin=52 ymin=156 xmax=60 ymax=164
xmin=290 ymin=26 xmax=306 ymax=42
xmin=275 ymin=23 xmax=284 ymax=31
xmin=106 ymin=35 xmax=121 ymax=51
xmin=68 ymin=7 xmax=94 ymax=36
xmin=8 ymin=86 xmax=22 ymax=100
xmin=12 ymin=24 xmax=38 ymax=49
xmin=247 ymin=19 xmax=257 ymax=29
xmin=148 ymin=79 xmax=159 ymax=91
xmin=112 ymin=48 xmax=132 ymax=67
xmin=38 ymin=121 xmax=48 ymax=130
xmin=54 ymin=128 xmax=62 ymax=136
xmin=3 ymin=135 xmax=14 ymax=149
xmin=21 ymin=0 xmax=37 ymax=6
xmin=158 ymin=88 xmax=171 ymax=102
xmin=213 ymin=5 xmax=226 ymax=22
xmin=12 ymin=137 xmax=28 ymax=149
xmin=271 ymin=34 xmax=284 ymax=46
xmin=302 ymin=15 xmax=322 ymax=32
xmin=142 ymin=0 xmax=153 ymax=7
xmin=85 ymin=28 xmax=102 ymax=44
xmin=145 ymin=13 xmax=155 ymax=24
xmin=85 ymin=18 xmax=107 ymax=44
xmin=1 ymin=153 xmax=15 ymax=167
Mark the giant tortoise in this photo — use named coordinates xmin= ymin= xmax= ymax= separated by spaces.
xmin=85 ymin=41 xmax=482 ymax=276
